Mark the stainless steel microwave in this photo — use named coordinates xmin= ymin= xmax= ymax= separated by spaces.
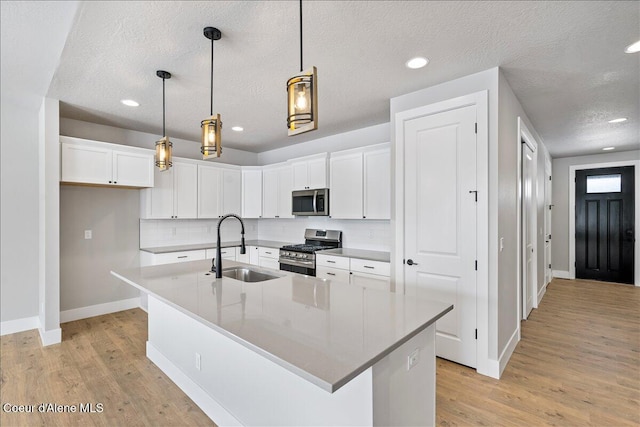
xmin=292 ymin=188 xmax=329 ymax=216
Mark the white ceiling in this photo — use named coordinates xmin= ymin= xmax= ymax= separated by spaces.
xmin=6 ymin=1 xmax=640 ymax=157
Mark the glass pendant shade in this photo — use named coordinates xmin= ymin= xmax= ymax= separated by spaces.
xmin=155 ymin=136 xmax=172 ymax=171
xmin=287 ymin=66 xmax=317 ymax=136
xmin=201 ymin=114 xmax=222 ymax=159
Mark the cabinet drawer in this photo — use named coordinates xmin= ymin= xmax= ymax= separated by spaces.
xmin=152 ymin=250 xmax=206 ymax=265
xmin=205 ymin=248 xmax=236 ymax=260
xmin=316 ymin=254 xmax=349 ymax=270
xmin=349 ymin=258 xmax=390 ymax=277
xmin=258 ymin=247 xmax=279 ymax=259
xmin=316 ymin=267 xmax=350 ymax=283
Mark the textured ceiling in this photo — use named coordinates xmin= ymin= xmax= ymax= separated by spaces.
xmin=15 ymin=1 xmax=640 ymax=156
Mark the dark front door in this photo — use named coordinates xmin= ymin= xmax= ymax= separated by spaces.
xmin=576 ymin=166 xmax=635 ymax=284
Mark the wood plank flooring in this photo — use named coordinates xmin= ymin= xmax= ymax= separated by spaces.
xmin=437 ymin=278 xmax=640 ymax=426
xmin=1 ymin=278 xmax=638 ymax=426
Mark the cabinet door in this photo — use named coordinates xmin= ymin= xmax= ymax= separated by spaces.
xmin=112 ymin=150 xmax=154 ymax=187
xmin=198 ymin=165 xmax=221 ymax=218
xmin=291 ymin=161 xmax=309 ymax=190
xmin=61 ymin=142 xmax=112 ymax=185
xmin=242 ymin=169 xmax=263 ymax=218
xmin=350 ymin=271 xmax=390 ymax=292
xmin=307 ymin=157 xmax=327 ymax=189
xmin=249 ymin=246 xmax=260 ymax=265
xmin=144 ymin=167 xmax=174 ymax=219
xmin=277 ymin=166 xmax=294 ymax=218
xmin=363 ymin=148 xmax=390 ymax=219
xmin=174 ymin=162 xmax=198 ymax=219
xmin=330 ymin=152 xmax=363 ymax=219
xmin=222 ymin=169 xmax=242 ymax=216
xmin=262 ymin=168 xmax=279 ymax=218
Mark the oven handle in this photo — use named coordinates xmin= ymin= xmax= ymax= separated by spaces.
xmin=279 ymin=258 xmax=315 ymax=267
xmin=313 ymin=190 xmax=318 ymax=213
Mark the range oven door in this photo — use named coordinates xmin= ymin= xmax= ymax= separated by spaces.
xmin=292 ymin=189 xmax=329 ymax=216
xmin=279 ymin=255 xmax=316 ymax=276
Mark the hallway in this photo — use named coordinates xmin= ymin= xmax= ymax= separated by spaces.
xmin=436 ymin=278 xmax=640 ymax=426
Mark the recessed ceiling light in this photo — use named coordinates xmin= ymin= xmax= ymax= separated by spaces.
xmin=608 ymin=117 xmax=627 ymax=123
xmin=405 ymin=57 xmax=429 ymax=69
xmin=602 ymin=147 xmax=615 ymax=151
xmin=121 ymin=99 xmax=139 ymax=107
xmin=231 ymin=126 xmax=244 ymax=132
xmin=624 ymin=40 xmax=640 ymax=53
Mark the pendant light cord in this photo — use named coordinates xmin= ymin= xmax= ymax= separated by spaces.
xmin=299 ymin=0 xmax=303 ymax=72
xmin=210 ymin=35 xmax=214 ymax=116
xmin=162 ymin=76 xmax=166 ymax=136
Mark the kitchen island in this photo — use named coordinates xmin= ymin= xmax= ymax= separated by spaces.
xmin=111 ymin=259 xmax=452 ymax=426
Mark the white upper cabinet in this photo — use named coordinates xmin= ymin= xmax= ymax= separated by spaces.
xmin=290 ymin=153 xmax=328 ymax=190
xmin=141 ymin=160 xmax=198 ymax=219
xmin=197 ymin=165 xmax=222 ymax=218
xmin=60 ymin=136 xmax=153 ymax=187
xmin=329 ymin=143 xmax=390 ymax=220
xmin=221 ymin=169 xmax=242 ymax=216
xmin=262 ymin=164 xmax=294 ymax=219
xmin=363 ymin=148 xmax=391 ymax=219
xmin=330 ymin=151 xmax=364 ymax=219
xmin=242 ymin=167 xmax=263 ymax=218
xmin=197 ymin=165 xmax=241 ymax=218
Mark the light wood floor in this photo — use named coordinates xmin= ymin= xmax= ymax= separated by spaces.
xmin=437 ymin=278 xmax=640 ymax=426
xmin=1 ymin=278 xmax=638 ymax=426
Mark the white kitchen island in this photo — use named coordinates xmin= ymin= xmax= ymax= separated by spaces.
xmin=111 ymin=259 xmax=451 ymax=426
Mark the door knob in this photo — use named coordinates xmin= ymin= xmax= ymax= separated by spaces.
xmin=406 ymin=259 xmax=418 ymax=266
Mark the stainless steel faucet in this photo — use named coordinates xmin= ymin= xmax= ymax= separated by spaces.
xmin=214 ymin=214 xmax=246 ymax=278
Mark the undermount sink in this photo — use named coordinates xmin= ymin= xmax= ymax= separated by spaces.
xmin=221 ymin=266 xmax=283 ymax=283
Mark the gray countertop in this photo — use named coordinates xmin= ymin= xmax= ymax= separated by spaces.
xmin=316 ymin=248 xmax=390 ymax=263
xmin=111 ymin=259 xmax=452 ymax=393
xmin=140 ymin=240 xmax=292 ymax=254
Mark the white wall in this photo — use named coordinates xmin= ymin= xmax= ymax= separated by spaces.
xmin=60 ymin=118 xmax=259 ymax=166
xmin=497 ymin=72 xmax=548 ymax=351
xmin=390 ymin=68 xmax=499 ymax=367
xmin=1 ymin=102 xmax=40 ymax=323
xmin=552 ymin=150 xmax=640 ymax=273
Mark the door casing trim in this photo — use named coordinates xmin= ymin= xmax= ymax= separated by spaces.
xmin=569 ymin=160 xmax=640 ymax=286
xmin=393 ymin=90 xmax=490 ymax=377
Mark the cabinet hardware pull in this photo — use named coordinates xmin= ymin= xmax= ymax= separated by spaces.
xmin=364 ymin=265 xmax=374 ymax=269
xmin=327 ymin=272 xmax=335 ymax=276
xmin=265 ymin=251 xmax=272 ymax=254
xmin=327 ymin=260 xmax=335 ymax=263
xmin=177 ymin=256 xmax=188 ymax=259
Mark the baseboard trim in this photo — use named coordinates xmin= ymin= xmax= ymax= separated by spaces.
xmin=552 ymin=270 xmax=571 ymax=279
xmin=537 ymin=282 xmax=547 ymax=305
xmin=60 ymin=297 xmax=141 ymax=323
xmin=146 ymin=341 xmax=242 ymax=426
xmin=38 ymin=327 xmax=61 ymax=346
xmin=498 ymin=328 xmax=519 ymax=377
xmin=0 ymin=316 xmax=39 ymax=336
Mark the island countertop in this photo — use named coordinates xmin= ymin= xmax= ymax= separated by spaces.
xmin=111 ymin=260 xmax=452 ymax=393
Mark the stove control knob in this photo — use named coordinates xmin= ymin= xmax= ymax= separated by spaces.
xmin=302 ymin=254 xmax=308 ymax=259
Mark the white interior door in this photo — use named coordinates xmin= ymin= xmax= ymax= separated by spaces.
xmin=404 ymin=105 xmax=477 ymax=368
xmin=522 ymin=143 xmax=535 ymax=318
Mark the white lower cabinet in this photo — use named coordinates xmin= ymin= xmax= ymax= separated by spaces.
xmin=205 ymin=247 xmax=237 ymax=261
xmin=315 ymin=254 xmax=390 ymax=291
xmin=258 ymin=247 xmax=280 ymax=270
xmin=249 ymin=246 xmax=260 ymax=265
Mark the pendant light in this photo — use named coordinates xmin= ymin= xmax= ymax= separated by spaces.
xmin=201 ymin=26 xmax=222 ymax=159
xmin=155 ymin=70 xmax=172 ymax=171
xmin=287 ymin=0 xmax=317 ymax=136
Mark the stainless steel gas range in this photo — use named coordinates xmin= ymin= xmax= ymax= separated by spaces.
xmin=279 ymin=229 xmax=342 ymax=276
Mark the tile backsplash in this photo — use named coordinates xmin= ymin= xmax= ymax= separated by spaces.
xmin=140 ymin=217 xmax=390 ymax=252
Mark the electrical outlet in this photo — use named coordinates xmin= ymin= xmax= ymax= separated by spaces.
xmin=84 ymin=230 xmax=92 ymax=240
xmin=195 ymin=353 xmax=201 ymax=371
xmin=499 ymin=237 xmax=504 ymax=252
xmin=407 ymin=348 xmax=420 ymax=371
